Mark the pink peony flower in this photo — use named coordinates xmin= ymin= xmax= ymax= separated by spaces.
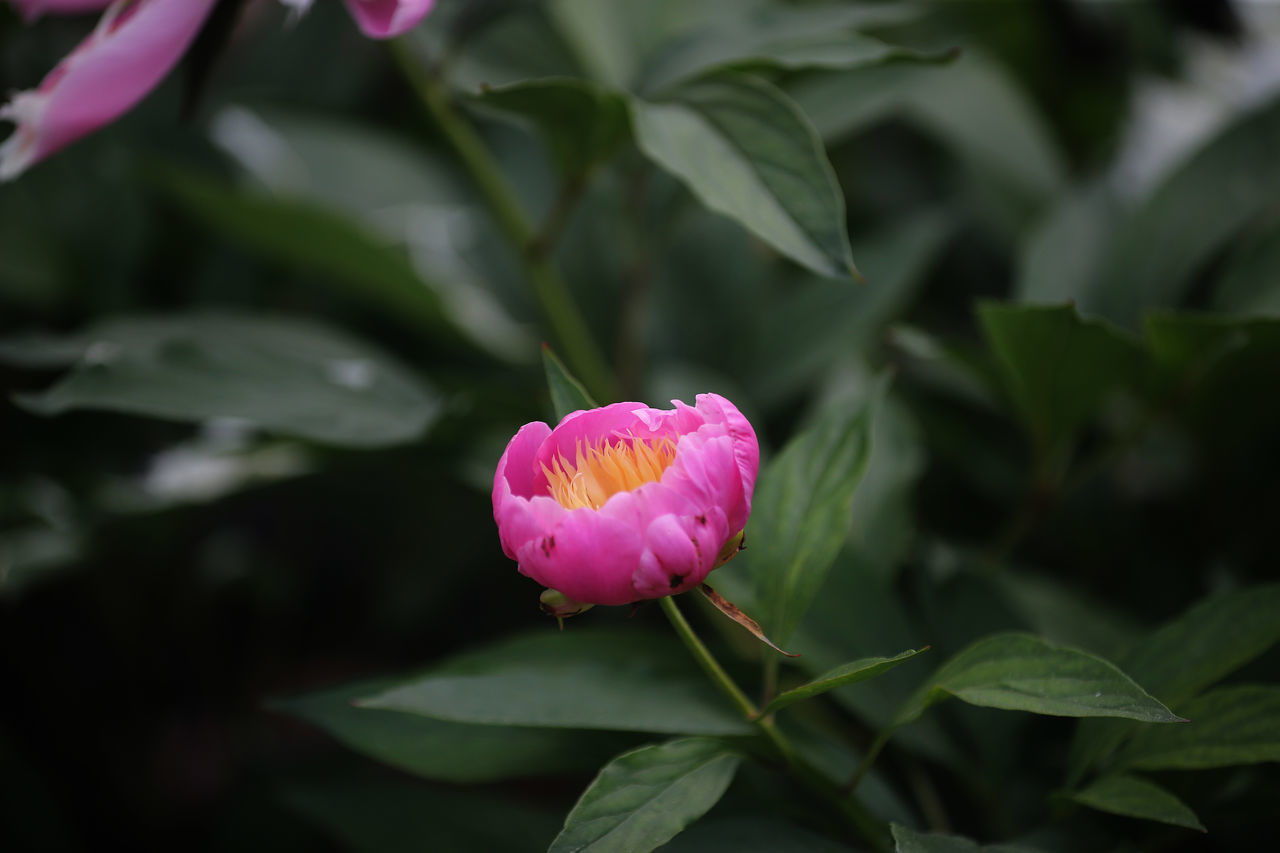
xmin=492 ymin=395 xmax=760 ymax=606
xmin=0 ymin=0 xmax=438 ymax=180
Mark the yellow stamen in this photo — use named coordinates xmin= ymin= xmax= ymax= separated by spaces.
xmin=541 ymin=434 xmax=678 ymax=510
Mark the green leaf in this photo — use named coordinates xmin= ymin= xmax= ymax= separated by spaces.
xmin=1118 ymin=685 xmax=1280 ymax=770
xmin=891 ymin=823 xmax=1045 ymax=853
xmin=271 ymin=676 xmax=632 ymax=783
xmin=977 ymin=302 xmax=1142 ymax=457
xmin=1089 ymin=93 xmax=1280 ymax=324
xmin=159 ymin=170 xmax=453 ymax=340
xmin=1069 ymin=583 xmax=1280 ymax=781
xmin=642 ymin=29 xmax=950 ymax=94
xmin=548 ymin=738 xmax=740 ymax=853
xmin=761 ymin=648 xmax=929 ymax=716
xmin=546 ymin=0 xmax=737 ymax=90
xmin=895 ymin=633 xmax=1184 ymax=727
xmin=473 ymin=77 xmax=629 ymax=176
xmin=1070 ymin=774 xmax=1205 ymax=832
xmin=13 ymin=314 xmax=440 ymax=449
xmin=283 ymin=778 xmax=562 ymax=853
xmin=634 ymin=2 xmax=923 ymax=92
xmin=542 ymin=343 xmax=599 ymax=421
xmin=745 ymin=381 xmax=881 ymax=644
xmin=359 ymin=628 xmax=752 ymax=735
xmin=657 ymin=816 xmax=854 ymax=853
xmin=630 ymin=73 xmax=856 ymax=280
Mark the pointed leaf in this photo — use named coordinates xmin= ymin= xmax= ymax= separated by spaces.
xmin=14 ymin=314 xmax=440 ymax=448
xmin=1070 ymin=774 xmax=1205 ymax=832
xmin=630 ymin=73 xmax=856 ymax=279
xmin=895 ymin=633 xmax=1183 ymax=727
xmin=643 ymin=28 xmax=952 ymax=93
xmin=744 ymin=380 xmax=881 ymax=644
xmin=473 ymin=77 xmax=629 ymax=176
xmin=548 ymin=737 xmax=740 ymax=853
xmin=543 ymin=343 xmax=599 ymax=421
xmin=1119 ymin=685 xmax=1280 ymax=770
xmin=271 ymin=677 xmax=631 ymax=783
xmin=1109 ymin=584 xmax=1280 ymax=704
xmin=761 ymin=648 xmax=929 ymax=717
xmin=1069 ymin=583 xmax=1280 ymax=781
xmin=359 ymin=628 xmax=752 ymax=735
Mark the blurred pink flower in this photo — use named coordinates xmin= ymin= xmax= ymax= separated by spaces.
xmin=0 ymin=0 xmax=219 ymax=180
xmin=492 ymin=395 xmax=760 ymax=606
xmin=340 ymin=0 xmax=435 ymax=38
xmin=0 ymin=0 xmax=438 ymax=180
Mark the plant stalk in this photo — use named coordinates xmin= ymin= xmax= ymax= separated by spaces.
xmin=390 ymin=39 xmax=613 ymax=400
xmin=659 ymin=595 xmax=889 ymax=850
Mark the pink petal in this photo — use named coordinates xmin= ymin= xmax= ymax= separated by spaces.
xmin=514 ymin=508 xmax=645 ymax=606
xmin=340 ymin=0 xmax=436 ymax=39
xmin=663 ymin=432 xmax=750 ymax=535
xmin=633 ymin=510 xmax=731 ymax=598
xmin=493 ymin=420 xmax=550 ymax=500
xmin=10 ymin=0 xmax=113 ymax=21
xmin=694 ymin=393 xmax=760 ymax=515
xmin=0 ymin=0 xmax=219 ymax=180
xmin=494 ymin=493 xmax=564 ymax=563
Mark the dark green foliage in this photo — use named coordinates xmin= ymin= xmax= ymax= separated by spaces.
xmin=2 ymin=1 xmax=1278 ymax=851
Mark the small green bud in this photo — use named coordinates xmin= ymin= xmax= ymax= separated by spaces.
xmin=539 ymin=588 xmax=594 ymax=629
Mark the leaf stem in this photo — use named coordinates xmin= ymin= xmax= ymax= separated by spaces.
xmin=659 ymin=595 xmax=889 ymax=851
xmin=389 ymin=39 xmax=613 ymax=401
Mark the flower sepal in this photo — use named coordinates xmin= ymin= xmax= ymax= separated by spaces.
xmin=539 ymin=588 xmax=594 ymax=629
xmin=713 ymin=530 xmax=745 ymax=569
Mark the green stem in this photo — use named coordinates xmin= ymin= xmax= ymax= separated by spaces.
xmin=390 ymin=39 xmax=613 ymax=401
xmin=847 ymin=729 xmax=893 ymax=795
xmin=658 ymin=595 xmax=889 ymax=851
xmin=658 ymin=594 xmax=757 ymax=720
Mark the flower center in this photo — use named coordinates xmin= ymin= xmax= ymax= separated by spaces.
xmin=541 ymin=435 xmax=678 ymax=510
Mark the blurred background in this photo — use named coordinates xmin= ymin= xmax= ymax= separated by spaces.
xmin=2 ymin=1 xmax=1278 ymax=850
